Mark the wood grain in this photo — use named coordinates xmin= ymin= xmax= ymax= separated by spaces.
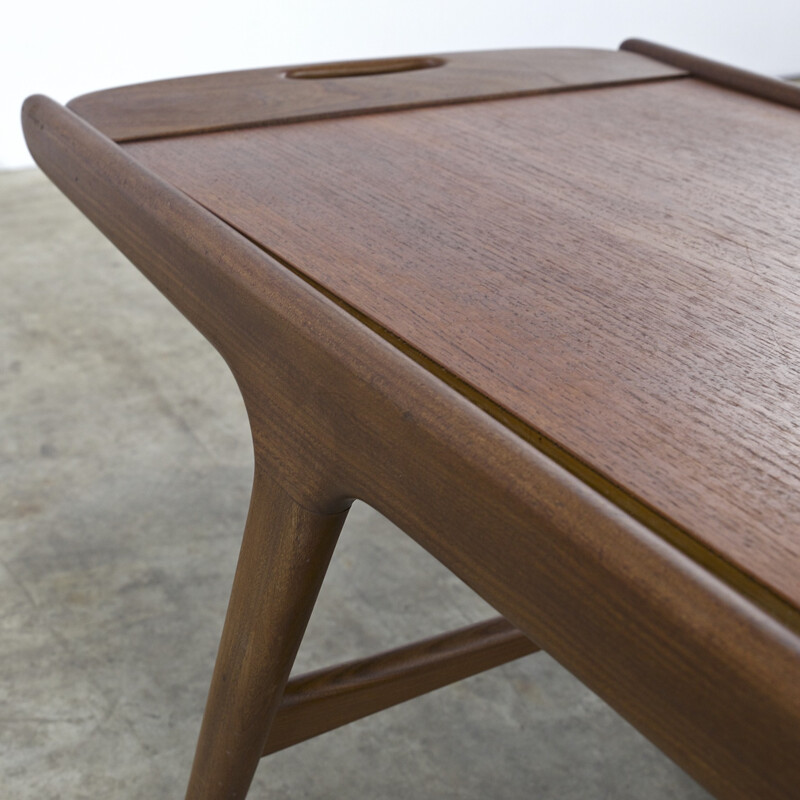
xmin=124 ymin=77 xmax=800 ymax=618
xmin=22 ymin=92 xmax=800 ymax=800
xmin=621 ymin=38 xmax=800 ymax=110
xmin=66 ymin=48 xmax=684 ymax=142
xmin=185 ymin=466 xmax=348 ymax=799
xmin=264 ymin=617 xmax=538 ymax=755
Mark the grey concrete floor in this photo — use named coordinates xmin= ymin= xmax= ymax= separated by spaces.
xmin=1 ymin=167 xmax=713 ymax=799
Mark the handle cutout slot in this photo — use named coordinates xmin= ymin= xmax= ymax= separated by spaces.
xmin=285 ymin=57 xmax=445 ymax=80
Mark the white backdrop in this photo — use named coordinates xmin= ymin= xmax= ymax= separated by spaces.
xmin=3 ymin=0 xmax=800 ymax=168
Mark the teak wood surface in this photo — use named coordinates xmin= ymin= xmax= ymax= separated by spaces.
xmin=126 ymin=76 xmax=800 ymax=619
xmin=21 ymin=42 xmax=800 ymax=800
xmin=67 ymin=47 xmax=682 ymax=141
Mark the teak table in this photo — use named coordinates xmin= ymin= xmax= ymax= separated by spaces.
xmin=22 ymin=40 xmax=800 ymax=800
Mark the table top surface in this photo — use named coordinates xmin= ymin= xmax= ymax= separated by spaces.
xmin=76 ymin=48 xmax=800 ymax=624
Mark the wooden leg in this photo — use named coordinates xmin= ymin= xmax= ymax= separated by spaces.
xmin=184 ymin=465 xmax=349 ymax=800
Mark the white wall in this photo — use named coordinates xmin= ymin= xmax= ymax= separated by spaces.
xmin=3 ymin=0 xmax=800 ymax=169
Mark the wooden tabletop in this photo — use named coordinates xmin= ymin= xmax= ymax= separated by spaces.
xmin=115 ymin=61 xmax=800 ymax=627
xmin=22 ymin=43 xmax=800 ymax=800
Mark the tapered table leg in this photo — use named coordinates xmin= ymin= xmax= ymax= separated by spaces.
xmin=185 ymin=465 xmax=349 ymax=800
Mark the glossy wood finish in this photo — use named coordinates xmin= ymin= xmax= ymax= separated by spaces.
xmin=66 ymin=48 xmax=683 ymax=141
xmin=264 ymin=617 xmax=538 ymax=755
xmin=126 ymin=78 xmax=800 ymax=620
xmin=622 ymin=38 xmax=800 ymax=110
xmin=21 ymin=45 xmax=800 ymax=800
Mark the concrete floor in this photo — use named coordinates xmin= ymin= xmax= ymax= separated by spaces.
xmin=1 ymin=167 xmax=713 ymax=799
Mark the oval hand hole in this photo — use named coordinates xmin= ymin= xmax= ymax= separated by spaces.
xmin=285 ymin=56 xmax=445 ymax=80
